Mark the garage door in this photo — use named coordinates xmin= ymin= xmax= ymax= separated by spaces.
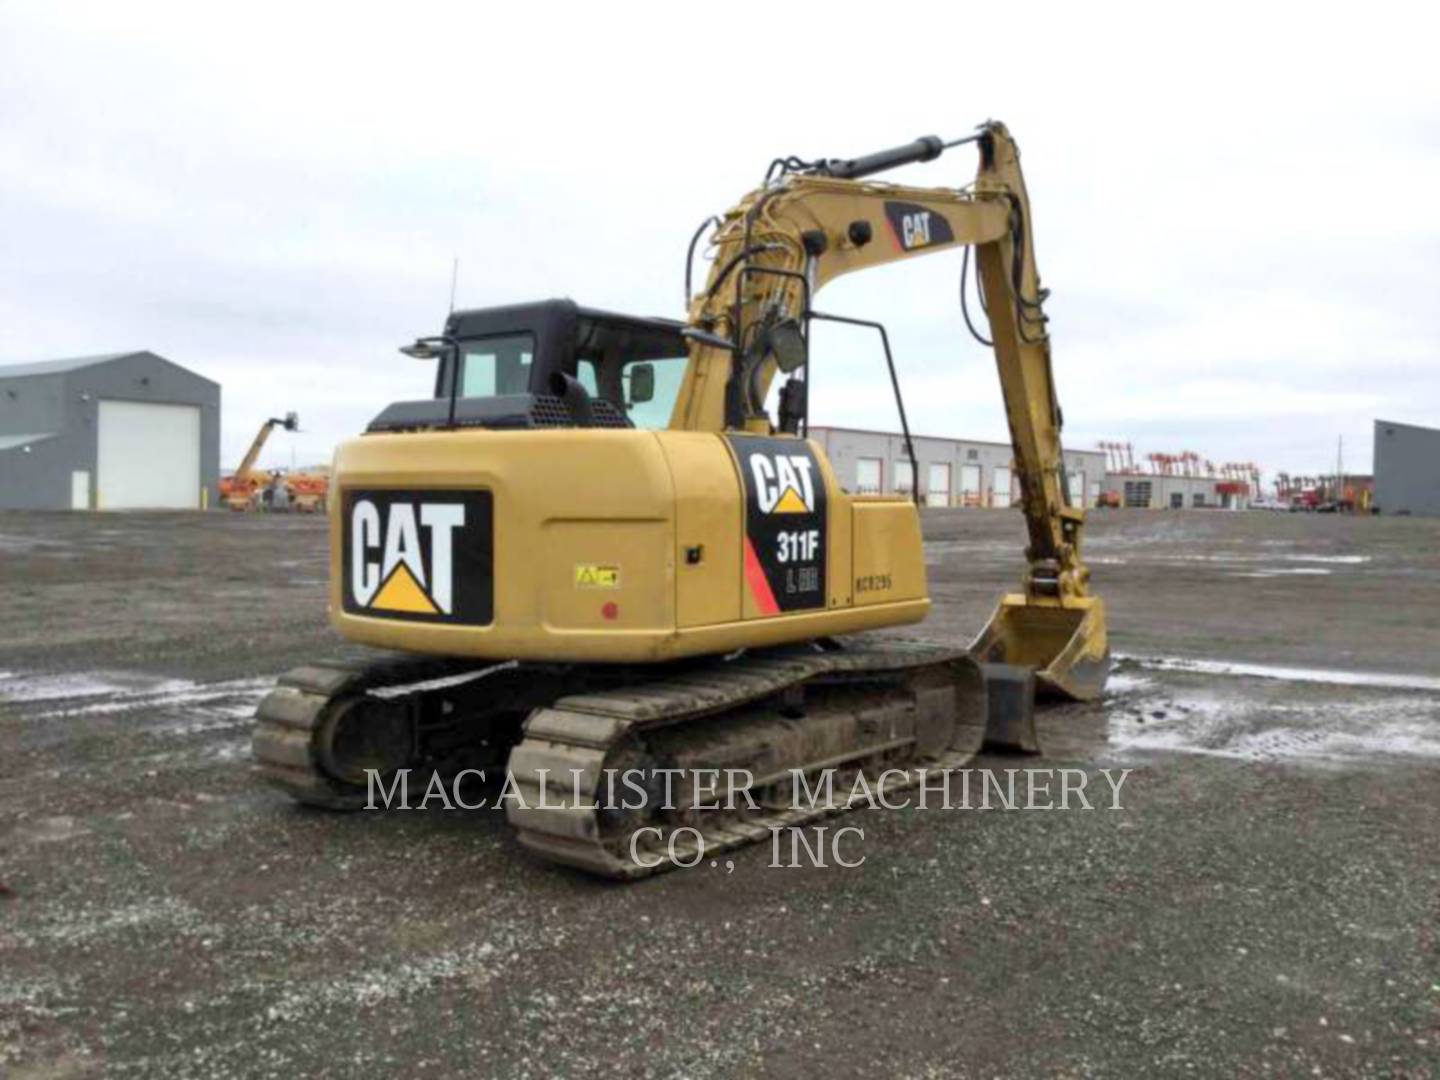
xmin=992 ymin=466 xmax=1012 ymax=508
xmin=893 ymin=459 xmax=914 ymax=494
xmin=98 ymin=401 xmax=201 ymax=509
xmin=960 ymin=464 xmax=981 ymax=507
xmin=926 ymin=463 xmax=951 ymax=507
xmin=855 ymin=457 xmax=882 ymax=494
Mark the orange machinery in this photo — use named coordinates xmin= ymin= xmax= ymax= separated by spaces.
xmin=220 ymin=413 xmax=298 ymax=510
xmin=284 ymin=468 xmax=330 ymax=514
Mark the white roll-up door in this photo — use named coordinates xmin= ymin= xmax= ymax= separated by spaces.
xmin=992 ymin=466 xmax=1012 ymax=508
xmin=855 ymin=457 xmax=882 ymax=494
xmin=893 ymin=459 xmax=914 ymax=494
xmin=97 ymin=400 xmax=201 ymax=509
xmin=926 ymin=463 xmax=951 ymax=507
xmin=960 ymin=464 xmax=981 ymax=507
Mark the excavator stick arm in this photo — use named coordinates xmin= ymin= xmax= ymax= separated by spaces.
xmin=678 ymin=121 xmax=1108 ymax=701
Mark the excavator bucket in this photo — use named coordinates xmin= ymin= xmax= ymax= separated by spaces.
xmin=967 ymin=593 xmax=1109 ymax=754
xmin=971 ymin=594 xmax=1110 ymax=702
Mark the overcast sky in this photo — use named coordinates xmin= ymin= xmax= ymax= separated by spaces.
xmin=2 ymin=3 xmax=1436 ymax=479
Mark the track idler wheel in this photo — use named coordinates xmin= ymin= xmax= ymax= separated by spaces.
xmin=314 ymin=696 xmax=413 ymax=787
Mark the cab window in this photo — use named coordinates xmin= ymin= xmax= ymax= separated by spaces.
xmin=577 ymin=358 xmax=600 ymax=397
xmin=621 ymin=355 xmax=687 ymax=429
xmin=567 ymin=314 xmax=692 ymax=429
xmin=458 ymin=334 xmax=534 ymax=397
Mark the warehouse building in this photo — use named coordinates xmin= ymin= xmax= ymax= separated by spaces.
xmin=808 ymin=425 xmax=1106 ymax=508
xmin=0 ymin=352 xmax=220 ymax=510
xmin=1100 ymin=470 xmax=1249 ymax=509
xmin=1374 ymin=419 xmax=1440 ymax=516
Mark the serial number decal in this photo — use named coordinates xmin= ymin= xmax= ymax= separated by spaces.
xmin=855 ymin=573 xmax=893 ymax=594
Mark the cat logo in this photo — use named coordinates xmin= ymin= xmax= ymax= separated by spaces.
xmin=749 ymin=452 xmax=816 ymax=514
xmin=350 ymin=498 xmax=464 ymax=615
xmin=900 ymin=210 xmax=934 ymax=249
xmin=883 ymin=200 xmax=956 ymax=253
xmin=342 ymin=489 xmax=494 ymax=624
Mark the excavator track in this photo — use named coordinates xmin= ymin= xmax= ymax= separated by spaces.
xmin=506 ymin=638 xmax=986 ymax=879
xmin=253 ymin=637 xmax=990 ymax=878
xmin=252 ymin=654 xmax=539 ymax=810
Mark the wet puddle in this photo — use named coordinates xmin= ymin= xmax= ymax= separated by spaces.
xmin=1104 ymin=655 xmax=1440 ymax=765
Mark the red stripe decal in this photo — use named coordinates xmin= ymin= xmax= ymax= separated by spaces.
xmin=887 ymin=216 xmax=905 ymax=251
xmin=743 ymin=537 xmax=780 ymax=616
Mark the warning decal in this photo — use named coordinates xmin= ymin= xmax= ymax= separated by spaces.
xmin=728 ymin=435 xmax=827 ymax=615
xmin=575 ymin=564 xmax=621 ymax=589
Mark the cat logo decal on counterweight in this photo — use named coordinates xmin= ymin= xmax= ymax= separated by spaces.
xmin=729 ymin=436 xmax=827 ymax=616
xmin=343 ymin=490 xmax=494 ymax=624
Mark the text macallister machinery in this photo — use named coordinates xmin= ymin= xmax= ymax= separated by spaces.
xmin=253 ymin=121 xmax=1110 ymax=877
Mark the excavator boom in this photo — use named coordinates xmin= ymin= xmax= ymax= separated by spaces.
xmin=678 ymin=121 xmax=1107 ymax=699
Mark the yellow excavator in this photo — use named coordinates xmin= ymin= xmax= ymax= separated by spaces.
xmin=254 ymin=121 xmax=1108 ymax=877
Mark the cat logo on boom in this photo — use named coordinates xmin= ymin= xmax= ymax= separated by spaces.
xmin=342 ymin=489 xmax=494 ymax=624
xmin=901 ymin=211 xmax=933 ymax=249
xmin=883 ymin=200 xmax=956 ymax=252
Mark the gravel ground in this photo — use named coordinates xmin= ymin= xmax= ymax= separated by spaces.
xmin=1 ymin=508 xmax=1437 ymax=1078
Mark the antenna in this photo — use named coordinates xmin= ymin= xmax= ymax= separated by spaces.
xmin=448 ymin=256 xmax=459 ymax=314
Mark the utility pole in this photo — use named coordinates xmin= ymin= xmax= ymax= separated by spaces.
xmin=1336 ymin=435 xmax=1344 ymax=508
xmin=1330 ymin=434 xmax=1342 ymax=506
xmin=448 ymin=256 xmax=459 ymax=315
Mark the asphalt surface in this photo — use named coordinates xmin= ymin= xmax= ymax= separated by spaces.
xmin=1 ymin=508 xmax=1437 ymax=1077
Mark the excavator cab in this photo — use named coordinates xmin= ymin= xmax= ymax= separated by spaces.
xmin=370 ymin=300 xmax=691 ymax=435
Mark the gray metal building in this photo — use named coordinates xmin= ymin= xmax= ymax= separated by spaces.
xmin=1374 ymin=419 xmax=1440 ymax=516
xmin=1101 ymin=471 xmax=1245 ymax=509
xmin=808 ymin=425 xmax=1106 ymax=508
xmin=0 ymin=352 xmax=220 ymax=510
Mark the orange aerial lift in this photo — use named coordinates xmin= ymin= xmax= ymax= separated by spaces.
xmin=220 ymin=413 xmax=298 ymax=511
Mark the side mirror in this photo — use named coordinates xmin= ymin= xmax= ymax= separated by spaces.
xmin=767 ymin=319 xmax=807 ymax=374
xmin=399 ymin=337 xmax=450 ymax=360
xmin=628 ymin=362 xmax=656 ymax=404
